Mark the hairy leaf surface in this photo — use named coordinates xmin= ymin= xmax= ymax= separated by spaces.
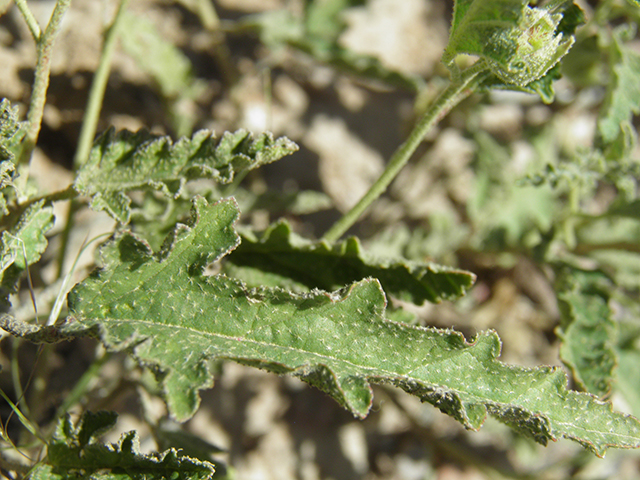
xmin=225 ymin=220 xmax=475 ymax=304
xmin=443 ymin=0 xmax=582 ymax=101
xmin=0 ymin=98 xmax=26 ymax=162
xmin=0 ymin=99 xmax=23 ymax=215
xmin=30 ymin=411 xmax=214 ymax=480
xmin=66 ymin=197 xmax=640 ymax=456
xmin=0 ymin=201 xmax=55 ymax=306
xmin=555 ymin=267 xmax=617 ymax=397
xmin=74 ymin=128 xmax=298 ymax=223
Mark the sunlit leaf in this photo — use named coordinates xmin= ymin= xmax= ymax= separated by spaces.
xmin=57 ymin=197 xmax=640 ymax=457
xmin=30 ymin=411 xmax=215 ymax=480
xmin=0 ymin=201 xmax=55 ymax=306
xmin=225 ymin=219 xmax=475 ymax=304
xmin=74 ymin=128 xmax=298 ymax=223
xmin=444 ymin=0 xmax=583 ymax=102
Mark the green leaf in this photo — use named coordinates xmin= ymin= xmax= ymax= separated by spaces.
xmin=608 ymin=199 xmax=640 ymax=219
xmin=63 ymin=197 xmax=640 ymax=456
xmin=574 ymin=217 xmax=640 ymax=290
xmin=0 ymin=99 xmax=23 ymax=216
xmin=555 ymin=267 xmax=617 ymax=398
xmin=243 ymin=5 xmax=423 ymax=92
xmin=128 ymin=186 xmax=332 ymax=252
xmin=224 ymin=219 xmax=475 ymax=304
xmin=0 ymin=98 xmax=26 ymax=162
xmin=30 ymin=411 xmax=215 ymax=480
xmin=443 ymin=0 xmax=582 ymax=101
xmin=0 ymin=201 xmax=55 ymax=305
xmin=235 ymin=188 xmax=333 ymax=216
xmin=468 ymin=132 xmax=556 ymax=249
xmin=119 ymin=11 xmax=195 ymax=100
xmin=0 ymin=160 xmax=15 ymax=216
xmin=74 ymin=128 xmax=298 ymax=223
xmin=118 ymin=11 xmax=204 ymax=135
xmin=597 ymin=26 xmax=640 ymax=145
xmin=617 ymin=348 xmax=640 ymax=420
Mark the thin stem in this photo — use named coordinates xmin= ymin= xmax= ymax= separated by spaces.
xmin=73 ymin=0 xmax=130 ymax=168
xmin=17 ymin=0 xmax=71 ymax=176
xmin=13 ymin=0 xmax=42 ymax=41
xmin=15 ymin=184 xmax=77 ymax=211
xmin=193 ymin=0 xmax=221 ymax=30
xmin=11 ymin=340 xmax=30 ymax=419
xmin=563 ymin=185 xmax=580 ymax=250
xmin=321 ymin=62 xmax=491 ymax=243
xmin=54 ymin=199 xmax=78 ymax=280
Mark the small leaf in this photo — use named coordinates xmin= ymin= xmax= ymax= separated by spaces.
xmin=555 ymin=267 xmax=617 ymax=398
xmin=118 ymin=10 xmax=204 ymax=135
xmin=119 ymin=11 xmax=196 ymax=100
xmin=74 ymin=128 xmax=298 ymax=223
xmin=0 ymin=99 xmax=23 ymax=216
xmin=243 ymin=5 xmax=423 ymax=92
xmin=0 ymin=98 xmax=26 ymax=162
xmin=64 ymin=197 xmax=640 ymax=456
xmin=225 ymin=220 xmax=475 ymax=304
xmin=0 ymin=201 xmax=55 ymax=305
xmin=597 ymin=26 xmax=640 ymax=145
xmin=31 ymin=411 xmax=215 ymax=480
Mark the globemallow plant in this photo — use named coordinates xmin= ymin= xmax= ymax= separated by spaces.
xmin=1 ymin=0 xmax=640 ymax=478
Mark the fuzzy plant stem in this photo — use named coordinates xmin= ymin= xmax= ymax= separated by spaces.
xmin=13 ymin=0 xmax=42 ymax=41
xmin=54 ymin=0 xmax=129 ymax=280
xmin=322 ymin=62 xmax=490 ymax=243
xmin=73 ymin=0 xmax=130 ymax=168
xmin=17 ymin=0 xmax=71 ymax=180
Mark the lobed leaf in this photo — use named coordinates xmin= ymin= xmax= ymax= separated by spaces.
xmin=30 ymin=411 xmax=215 ymax=480
xmin=555 ymin=267 xmax=617 ymax=398
xmin=62 ymin=197 xmax=640 ymax=457
xmin=128 ymin=187 xmax=332 ymax=251
xmin=74 ymin=128 xmax=298 ymax=223
xmin=224 ymin=219 xmax=475 ymax=304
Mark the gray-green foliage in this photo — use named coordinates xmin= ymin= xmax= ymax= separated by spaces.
xmin=30 ymin=411 xmax=215 ymax=480
xmin=73 ymin=127 xmax=298 ymax=223
xmin=62 ymin=198 xmax=640 ymax=456
xmin=238 ymin=0 xmax=423 ymax=92
xmin=2 ymin=0 xmax=640 ymax=477
xmin=555 ymin=267 xmax=617 ymax=398
xmin=0 ymin=202 xmax=54 ymax=307
xmin=443 ymin=0 xmax=584 ymax=102
xmin=225 ymin=219 xmax=475 ymax=303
